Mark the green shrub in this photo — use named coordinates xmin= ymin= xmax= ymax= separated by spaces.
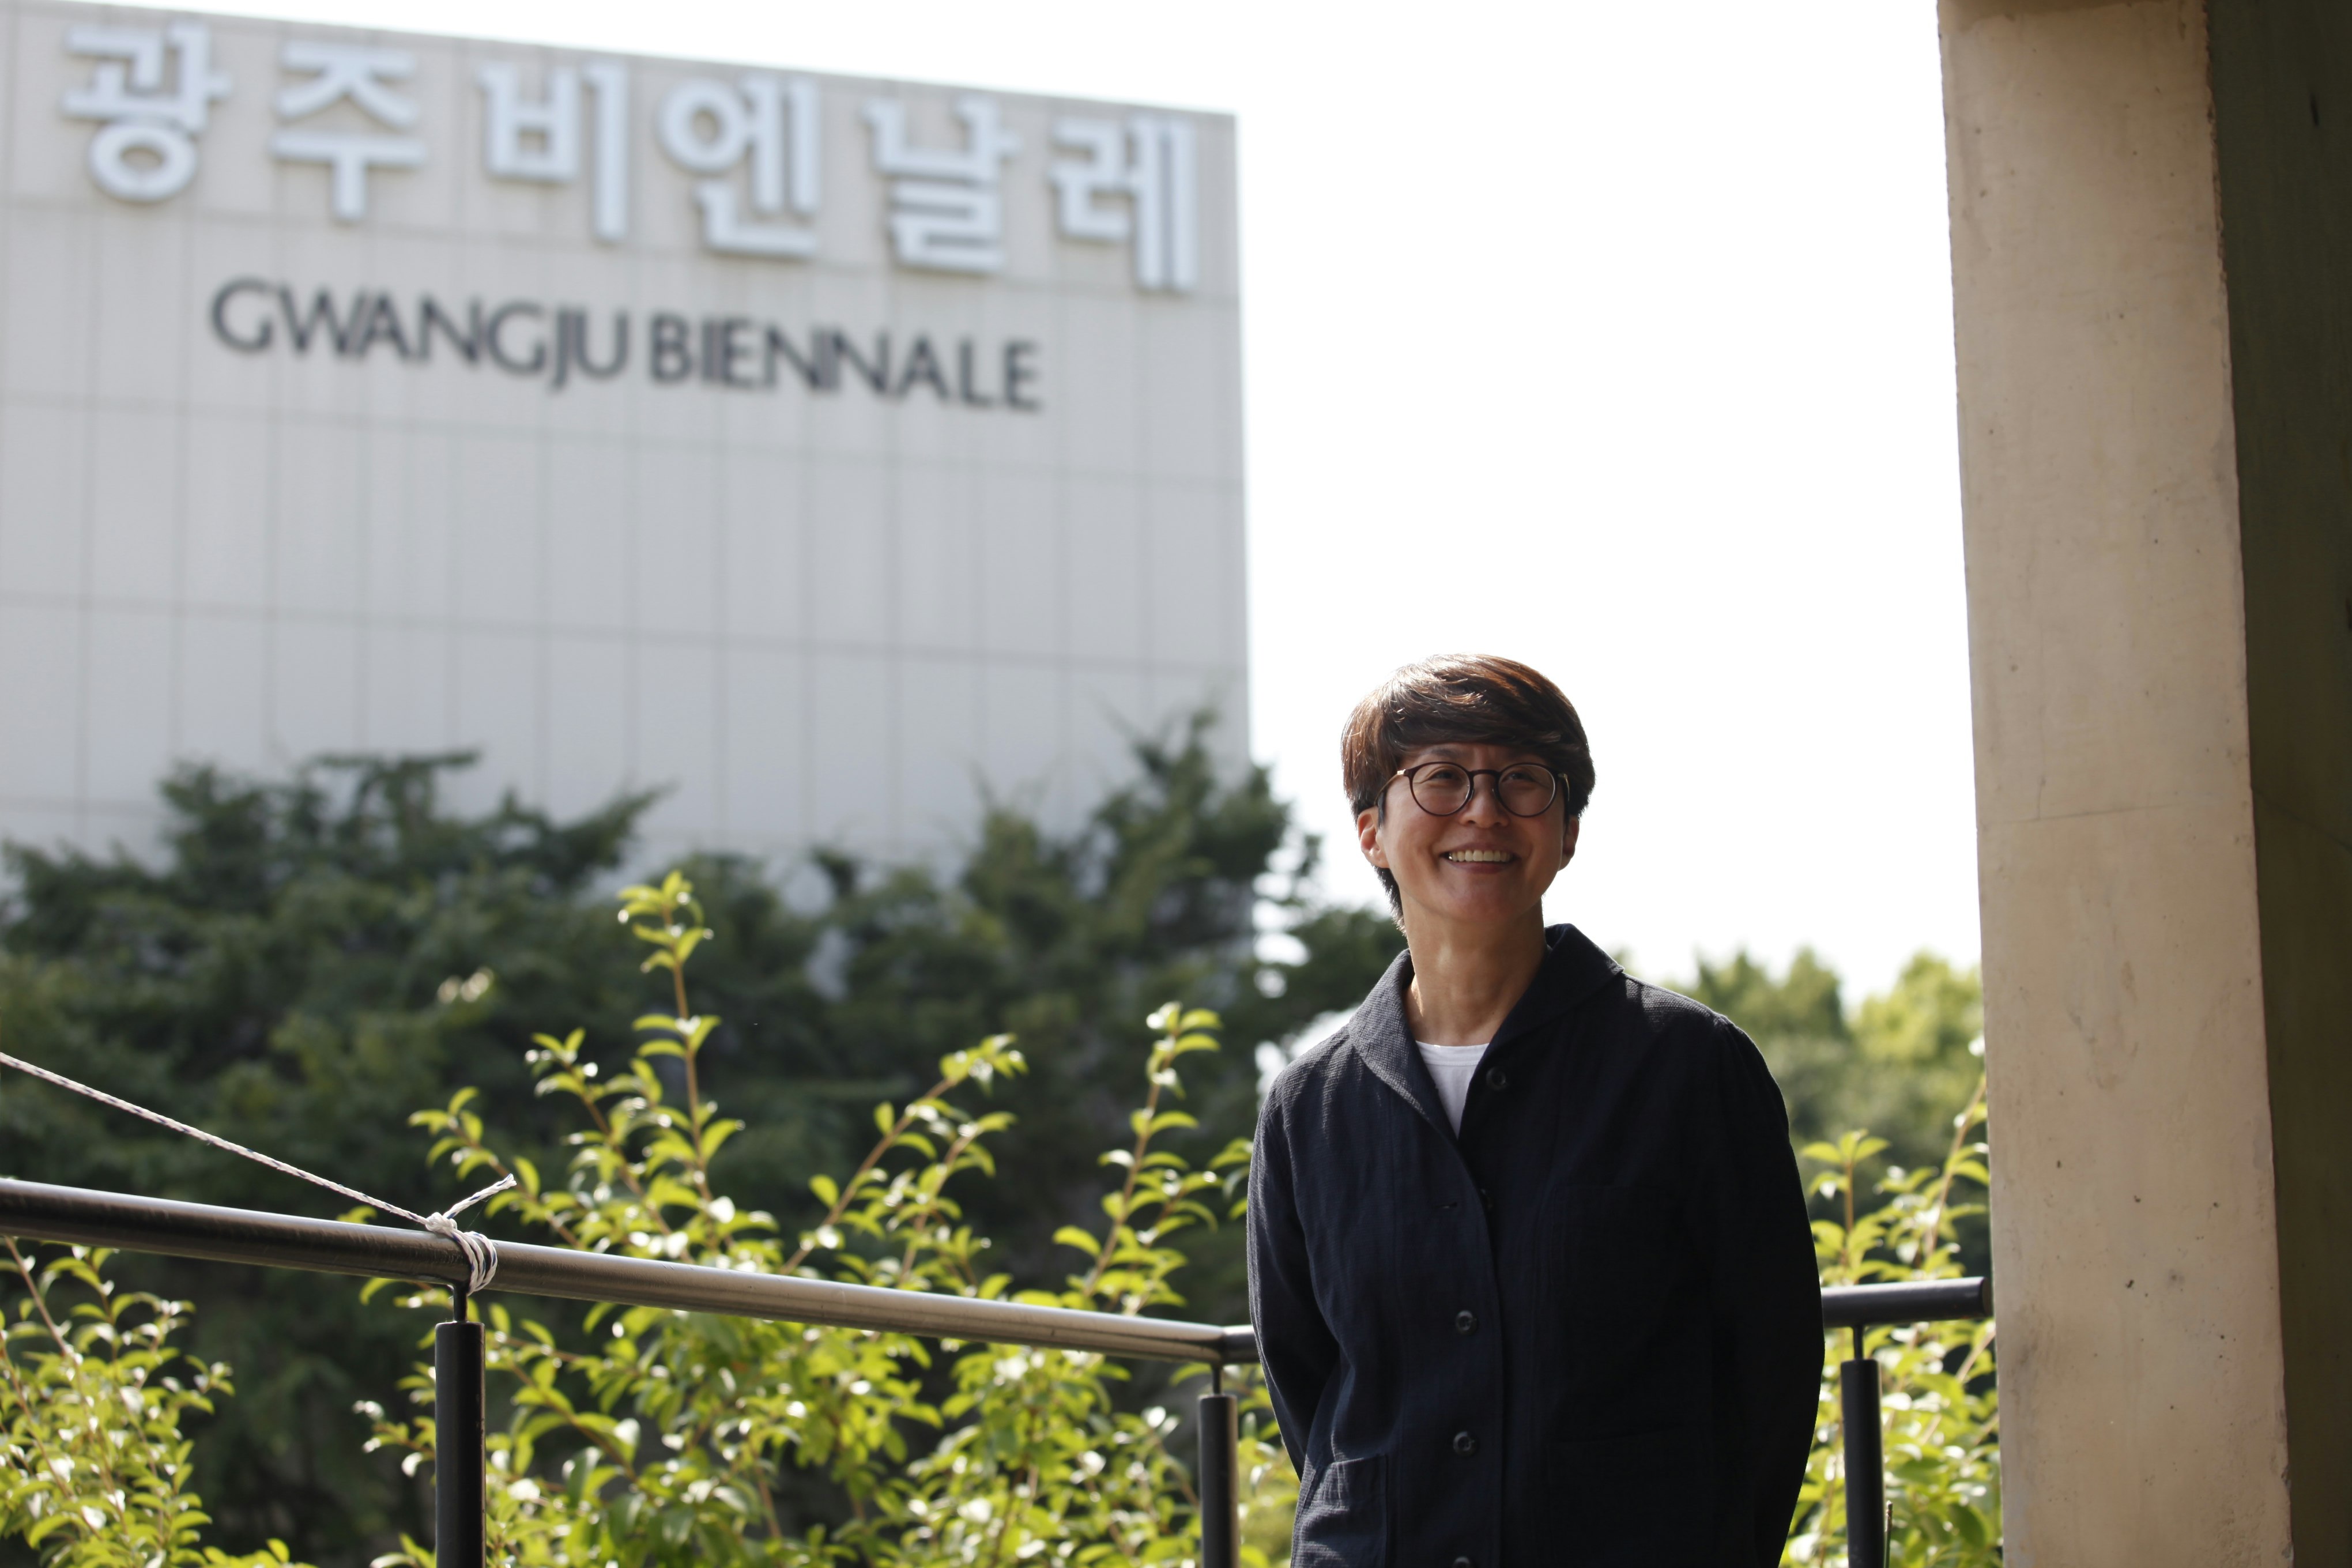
xmin=0 ymin=1240 xmax=304 ymax=1567
xmin=355 ymin=870 xmax=1296 ymax=1567
xmin=2 ymin=867 xmax=1993 ymax=1567
xmin=1786 ymin=1076 xmax=1998 ymax=1566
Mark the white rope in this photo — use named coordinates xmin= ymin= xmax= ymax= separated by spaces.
xmin=0 ymin=1048 xmax=512 ymax=1295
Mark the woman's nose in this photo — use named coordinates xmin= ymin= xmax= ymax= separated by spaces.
xmin=1456 ymin=775 xmax=1510 ymax=821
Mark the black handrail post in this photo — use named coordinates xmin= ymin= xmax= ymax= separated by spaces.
xmin=1197 ymin=1362 xmax=1240 ymax=1568
xmin=1840 ymin=1325 xmax=1884 ymax=1568
xmin=435 ymin=1287 xmax=486 ymax=1568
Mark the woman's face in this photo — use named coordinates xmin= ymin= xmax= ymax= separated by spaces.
xmin=1356 ymin=741 xmax=1580 ymax=936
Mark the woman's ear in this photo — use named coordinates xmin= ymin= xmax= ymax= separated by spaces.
xmin=1559 ymin=815 xmax=1581 ymax=865
xmin=1357 ymin=806 xmax=1387 ymax=869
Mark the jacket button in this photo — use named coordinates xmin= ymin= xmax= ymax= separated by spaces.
xmin=1452 ymin=1430 xmax=1478 ymax=1456
xmin=1453 ymin=1558 xmax=1475 ymax=1568
xmin=1478 ymin=1188 xmax=1494 ymax=1213
xmin=1487 ymin=1068 xmax=1508 ymax=1092
xmin=1453 ymin=1310 xmax=1477 ymax=1335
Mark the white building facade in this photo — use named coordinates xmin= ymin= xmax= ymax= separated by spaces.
xmin=0 ymin=1 xmax=1246 ymax=868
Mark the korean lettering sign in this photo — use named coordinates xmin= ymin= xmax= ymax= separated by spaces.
xmin=54 ymin=17 xmax=1203 ymax=293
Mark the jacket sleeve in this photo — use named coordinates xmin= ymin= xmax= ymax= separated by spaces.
xmin=1246 ymin=1077 xmax=1338 ymax=1474
xmin=1702 ymin=1020 xmax=1825 ymax=1566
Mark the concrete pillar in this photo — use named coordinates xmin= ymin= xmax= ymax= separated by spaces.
xmin=1939 ymin=0 xmax=2352 ymax=1561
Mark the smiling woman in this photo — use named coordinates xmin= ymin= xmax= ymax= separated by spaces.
xmin=1340 ymin=656 xmax=1600 ymax=1048
xmin=1249 ymin=654 xmax=1822 ymax=1568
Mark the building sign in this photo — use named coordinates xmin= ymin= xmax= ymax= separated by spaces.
xmin=0 ymin=0 xmax=1245 ymax=869
xmin=55 ymin=17 xmax=1198 ymax=287
xmin=202 ymin=278 xmax=1046 ymax=403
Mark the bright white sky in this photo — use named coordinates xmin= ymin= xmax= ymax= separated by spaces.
xmin=172 ymin=0 xmax=1979 ymax=997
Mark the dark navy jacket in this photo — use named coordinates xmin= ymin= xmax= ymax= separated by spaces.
xmin=1247 ymin=926 xmax=1819 ymax=1568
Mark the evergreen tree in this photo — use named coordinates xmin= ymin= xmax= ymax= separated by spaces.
xmin=0 ymin=732 xmax=1400 ymax=1565
xmin=1675 ymin=947 xmax=1984 ymax=1176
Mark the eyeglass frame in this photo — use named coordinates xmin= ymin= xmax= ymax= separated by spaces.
xmin=1385 ymin=760 xmax=1563 ymax=819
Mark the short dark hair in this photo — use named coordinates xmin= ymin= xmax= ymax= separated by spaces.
xmin=1340 ymin=655 xmax=1596 ymax=915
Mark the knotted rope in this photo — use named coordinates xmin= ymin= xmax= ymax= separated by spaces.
xmin=0 ymin=1048 xmax=512 ymax=1295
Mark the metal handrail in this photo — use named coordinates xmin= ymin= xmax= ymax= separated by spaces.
xmin=0 ymin=1178 xmax=1987 ymax=1352
xmin=0 ymin=1176 xmax=1991 ymax=1568
xmin=1825 ymin=1276 xmax=1993 ymax=1568
xmin=0 ymin=1178 xmax=1256 ymax=1365
xmin=0 ymin=1175 xmax=1985 ymax=1354
xmin=1825 ymin=1275 xmax=1991 ymax=1329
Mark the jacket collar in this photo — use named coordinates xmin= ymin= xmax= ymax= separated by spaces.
xmin=1348 ymin=925 xmax=1624 ymax=1134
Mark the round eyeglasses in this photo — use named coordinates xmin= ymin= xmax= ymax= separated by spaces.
xmin=1391 ymin=762 xmax=1561 ymax=819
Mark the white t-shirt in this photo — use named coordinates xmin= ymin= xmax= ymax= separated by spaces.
xmin=1415 ymin=1040 xmax=1492 ymax=1133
